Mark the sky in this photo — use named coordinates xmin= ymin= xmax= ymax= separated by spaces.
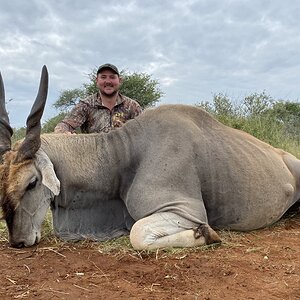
xmin=1 ymin=0 xmax=300 ymax=128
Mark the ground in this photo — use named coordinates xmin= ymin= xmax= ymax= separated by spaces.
xmin=0 ymin=206 xmax=300 ymax=300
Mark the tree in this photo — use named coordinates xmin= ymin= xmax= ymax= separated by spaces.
xmin=42 ymin=113 xmax=67 ymax=133
xmin=12 ymin=127 xmax=26 ymax=144
xmin=197 ymin=92 xmax=294 ymax=147
xmin=119 ymin=71 xmax=162 ymax=108
xmin=197 ymin=93 xmax=239 ymax=127
xmin=53 ymin=89 xmax=85 ymax=112
xmin=53 ymin=69 xmax=163 ymax=112
xmin=242 ymin=91 xmax=274 ymax=117
xmin=266 ymin=101 xmax=300 ymax=142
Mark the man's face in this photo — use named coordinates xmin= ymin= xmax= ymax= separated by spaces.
xmin=96 ymin=69 xmax=121 ymax=97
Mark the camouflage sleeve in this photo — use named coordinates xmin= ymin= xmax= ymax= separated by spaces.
xmin=130 ymin=100 xmax=143 ymax=118
xmin=54 ymin=101 xmax=89 ymax=133
xmin=54 ymin=122 xmax=75 ymax=133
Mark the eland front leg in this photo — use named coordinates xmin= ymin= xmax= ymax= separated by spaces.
xmin=130 ymin=212 xmax=221 ymax=250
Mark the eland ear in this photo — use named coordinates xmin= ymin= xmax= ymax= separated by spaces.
xmin=35 ymin=149 xmax=60 ymax=196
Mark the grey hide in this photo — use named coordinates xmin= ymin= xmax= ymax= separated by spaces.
xmin=40 ymin=104 xmax=300 ymax=241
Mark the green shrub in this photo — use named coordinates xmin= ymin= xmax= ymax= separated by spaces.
xmin=198 ymin=92 xmax=300 ymax=158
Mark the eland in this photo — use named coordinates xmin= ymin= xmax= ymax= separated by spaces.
xmin=0 ymin=66 xmax=300 ymax=249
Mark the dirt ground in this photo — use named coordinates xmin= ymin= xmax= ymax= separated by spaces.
xmin=0 ymin=206 xmax=300 ymax=300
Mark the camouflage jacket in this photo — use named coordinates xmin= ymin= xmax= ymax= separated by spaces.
xmin=54 ymin=92 xmax=142 ymax=133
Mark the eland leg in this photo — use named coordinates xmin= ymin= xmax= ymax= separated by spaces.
xmin=130 ymin=212 xmax=221 ymax=250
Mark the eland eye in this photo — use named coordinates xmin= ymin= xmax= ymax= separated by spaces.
xmin=26 ymin=177 xmax=38 ymax=191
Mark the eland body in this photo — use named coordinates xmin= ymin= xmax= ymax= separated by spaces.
xmin=1 ymin=67 xmax=300 ymax=249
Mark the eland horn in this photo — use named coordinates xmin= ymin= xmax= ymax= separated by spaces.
xmin=0 ymin=71 xmax=13 ymax=162
xmin=14 ymin=65 xmax=49 ymax=163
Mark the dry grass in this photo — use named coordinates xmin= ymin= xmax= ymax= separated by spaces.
xmin=1 ymin=203 xmax=299 ymax=260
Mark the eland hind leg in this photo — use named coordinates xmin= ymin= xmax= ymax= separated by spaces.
xmin=130 ymin=212 xmax=221 ymax=250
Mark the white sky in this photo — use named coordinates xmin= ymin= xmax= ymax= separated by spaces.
xmin=1 ymin=0 xmax=300 ymax=127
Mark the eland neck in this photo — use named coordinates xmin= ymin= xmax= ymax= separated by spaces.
xmin=40 ymin=124 xmax=142 ymax=197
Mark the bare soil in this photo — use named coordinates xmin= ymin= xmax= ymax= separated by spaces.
xmin=0 ymin=206 xmax=300 ymax=300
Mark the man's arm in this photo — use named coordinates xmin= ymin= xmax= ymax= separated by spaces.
xmin=54 ymin=101 xmax=89 ymax=134
xmin=54 ymin=121 xmax=75 ymax=134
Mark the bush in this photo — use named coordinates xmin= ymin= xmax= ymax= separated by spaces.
xmin=197 ymin=92 xmax=300 ymax=158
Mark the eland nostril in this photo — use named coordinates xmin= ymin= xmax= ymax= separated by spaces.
xmin=35 ymin=236 xmax=40 ymax=245
xmin=11 ymin=241 xmax=25 ymax=248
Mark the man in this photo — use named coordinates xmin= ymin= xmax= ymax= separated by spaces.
xmin=54 ymin=63 xmax=142 ymax=134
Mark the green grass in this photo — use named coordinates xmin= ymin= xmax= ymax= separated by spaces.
xmin=0 ymin=221 xmax=8 ymax=243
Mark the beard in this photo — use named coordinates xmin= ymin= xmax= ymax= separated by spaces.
xmin=100 ymin=85 xmax=119 ymax=98
xmin=101 ymin=90 xmax=118 ymax=97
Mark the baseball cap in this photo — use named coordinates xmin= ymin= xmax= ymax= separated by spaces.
xmin=97 ymin=63 xmax=119 ymax=75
